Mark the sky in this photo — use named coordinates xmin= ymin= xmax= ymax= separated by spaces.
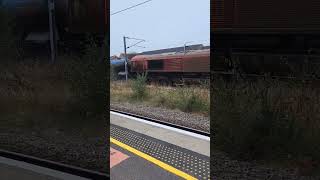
xmin=110 ymin=0 xmax=210 ymax=56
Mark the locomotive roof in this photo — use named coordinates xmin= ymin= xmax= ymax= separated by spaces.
xmin=131 ymin=49 xmax=210 ymax=61
xmin=138 ymin=44 xmax=206 ymax=55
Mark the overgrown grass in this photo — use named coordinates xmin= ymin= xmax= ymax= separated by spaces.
xmin=0 ymin=32 xmax=107 ymax=137
xmin=64 ymin=37 xmax=108 ymax=118
xmin=0 ymin=55 xmax=107 ymax=134
xmin=212 ymin=78 xmax=320 ymax=172
xmin=110 ymin=80 xmax=210 ymax=116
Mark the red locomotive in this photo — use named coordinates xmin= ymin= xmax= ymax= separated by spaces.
xmin=213 ymin=0 xmax=320 ymax=78
xmin=130 ymin=49 xmax=210 ymax=85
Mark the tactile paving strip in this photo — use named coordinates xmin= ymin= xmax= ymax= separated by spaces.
xmin=110 ymin=125 xmax=210 ymax=180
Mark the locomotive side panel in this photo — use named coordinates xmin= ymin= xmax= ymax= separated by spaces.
xmin=147 ymin=58 xmax=183 ymax=72
xmin=131 ymin=56 xmax=147 ymax=73
xmin=213 ymin=0 xmax=320 ymax=33
xmin=163 ymin=58 xmax=183 ymax=72
xmin=182 ymin=55 xmax=210 ymax=73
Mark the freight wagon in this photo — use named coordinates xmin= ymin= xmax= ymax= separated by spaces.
xmin=213 ymin=0 xmax=320 ymax=78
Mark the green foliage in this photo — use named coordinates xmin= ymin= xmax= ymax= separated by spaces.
xmin=131 ymin=73 xmax=148 ymax=100
xmin=175 ymin=87 xmax=208 ymax=113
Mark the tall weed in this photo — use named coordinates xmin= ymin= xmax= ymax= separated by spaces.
xmin=131 ymin=73 xmax=148 ymax=100
xmin=175 ymin=87 xmax=208 ymax=113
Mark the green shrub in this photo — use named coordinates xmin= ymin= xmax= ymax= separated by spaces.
xmin=131 ymin=73 xmax=147 ymax=100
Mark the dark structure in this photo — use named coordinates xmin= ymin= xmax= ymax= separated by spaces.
xmin=1 ymin=0 xmax=107 ymax=55
xmin=213 ymin=0 xmax=320 ymax=78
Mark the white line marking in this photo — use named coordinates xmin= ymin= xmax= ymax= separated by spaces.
xmin=110 ymin=111 xmax=210 ymax=141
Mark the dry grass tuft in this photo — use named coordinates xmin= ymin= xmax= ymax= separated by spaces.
xmin=0 ymin=56 xmax=107 ymax=137
xmin=212 ymin=78 xmax=320 ymax=172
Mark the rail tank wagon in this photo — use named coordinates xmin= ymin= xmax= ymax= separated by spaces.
xmin=111 ymin=59 xmax=125 ymax=74
xmin=1 ymin=0 xmax=106 ymax=43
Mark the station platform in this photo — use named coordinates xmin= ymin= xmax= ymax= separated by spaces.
xmin=110 ymin=111 xmax=210 ymax=180
xmin=0 ymin=156 xmax=89 ymax=180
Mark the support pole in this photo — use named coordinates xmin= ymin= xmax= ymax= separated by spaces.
xmin=48 ymin=0 xmax=56 ymax=63
xmin=123 ymin=36 xmax=128 ymax=81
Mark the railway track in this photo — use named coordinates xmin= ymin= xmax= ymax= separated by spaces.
xmin=0 ymin=149 xmax=109 ymax=179
xmin=110 ymin=109 xmax=210 ymax=137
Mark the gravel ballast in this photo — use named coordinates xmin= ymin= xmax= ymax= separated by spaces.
xmin=0 ymin=126 xmax=108 ymax=174
xmin=111 ymin=101 xmax=210 ymax=133
xmin=212 ymin=150 xmax=320 ymax=179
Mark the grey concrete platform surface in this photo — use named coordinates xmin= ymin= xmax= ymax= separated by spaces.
xmin=110 ymin=111 xmax=211 ymax=180
xmin=110 ymin=111 xmax=210 ymax=156
xmin=0 ymin=156 xmax=89 ymax=180
xmin=111 ymin=144 xmax=182 ymax=180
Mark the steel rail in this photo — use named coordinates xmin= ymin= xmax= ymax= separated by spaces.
xmin=110 ymin=109 xmax=210 ymax=137
xmin=0 ymin=149 xmax=109 ymax=179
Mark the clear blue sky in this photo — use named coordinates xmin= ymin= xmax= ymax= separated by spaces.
xmin=110 ymin=0 xmax=210 ymax=56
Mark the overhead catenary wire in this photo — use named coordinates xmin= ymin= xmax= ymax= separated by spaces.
xmin=133 ymin=45 xmax=146 ymax=48
xmin=111 ymin=0 xmax=152 ymax=16
xmin=127 ymin=39 xmax=146 ymax=49
xmin=126 ymin=37 xmax=146 ymax=41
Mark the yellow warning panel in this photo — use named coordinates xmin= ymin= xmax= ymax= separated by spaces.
xmin=110 ymin=137 xmax=198 ymax=180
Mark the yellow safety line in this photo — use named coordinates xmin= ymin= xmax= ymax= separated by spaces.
xmin=110 ymin=137 xmax=197 ymax=180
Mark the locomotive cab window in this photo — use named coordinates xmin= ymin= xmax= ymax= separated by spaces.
xmin=148 ymin=60 xmax=163 ymax=70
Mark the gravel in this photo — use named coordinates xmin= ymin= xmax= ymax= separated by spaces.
xmin=111 ymin=101 xmax=210 ymax=133
xmin=211 ymin=150 xmax=320 ymax=179
xmin=0 ymin=126 xmax=108 ymax=174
